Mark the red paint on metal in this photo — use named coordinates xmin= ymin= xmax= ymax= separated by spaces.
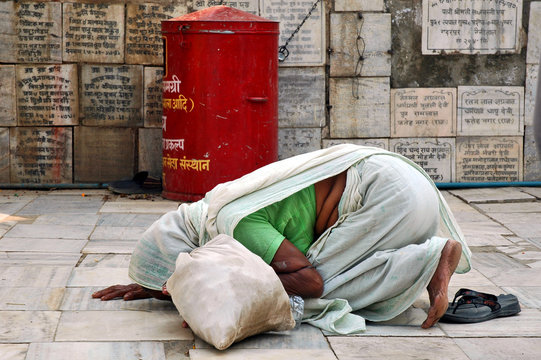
xmin=161 ymin=6 xmax=279 ymax=202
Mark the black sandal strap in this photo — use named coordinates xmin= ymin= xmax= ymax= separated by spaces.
xmin=452 ymin=295 xmax=501 ymax=314
xmin=451 ymin=288 xmax=498 ymax=306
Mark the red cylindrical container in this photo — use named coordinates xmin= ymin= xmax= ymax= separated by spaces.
xmin=161 ymin=6 xmax=279 ymax=202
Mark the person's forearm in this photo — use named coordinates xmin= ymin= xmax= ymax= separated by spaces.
xmin=277 ymin=266 xmax=323 ymax=298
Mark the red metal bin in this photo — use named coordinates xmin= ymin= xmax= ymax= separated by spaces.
xmin=161 ymin=6 xmax=279 ymax=202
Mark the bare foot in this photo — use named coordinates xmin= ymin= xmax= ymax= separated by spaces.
xmin=421 ymin=239 xmax=462 ymax=329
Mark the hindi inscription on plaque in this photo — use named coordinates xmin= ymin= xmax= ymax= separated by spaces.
xmin=422 ymin=0 xmax=522 ymax=55
xmin=457 ymin=86 xmax=524 ymax=136
xmin=63 ymin=3 xmax=125 ymax=63
xmin=81 ymin=65 xmax=143 ymax=127
xmin=390 ymin=138 xmax=455 ymax=182
xmin=456 ymin=136 xmax=523 ymax=182
xmin=144 ymin=67 xmax=164 ymax=128
xmin=0 ymin=65 xmax=16 ymax=126
xmin=391 ymin=88 xmax=456 ymax=138
xmin=126 ymin=3 xmax=186 ymax=65
xmin=193 ymin=0 xmax=258 ymax=14
xmin=0 ymin=1 xmax=62 ymax=63
xmin=16 ymin=64 xmax=78 ymax=126
xmin=261 ymin=0 xmax=325 ymax=66
xmin=10 ymin=127 xmax=73 ymax=184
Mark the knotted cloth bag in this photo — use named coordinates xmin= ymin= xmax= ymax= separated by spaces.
xmin=166 ymin=234 xmax=295 ymax=350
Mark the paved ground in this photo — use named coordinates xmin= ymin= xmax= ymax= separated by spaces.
xmin=1 ymin=186 xmax=541 ymax=359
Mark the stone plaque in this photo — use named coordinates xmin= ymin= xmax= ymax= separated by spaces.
xmin=527 ymin=1 xmax=541 ymax=64
xmin=278 ymin=128 xmax=321 ymax=160
xmin=526 ymin=64 xmax=539 ymax=127
xmin=138 ymin=128 xmax=162 ymax=178
xmin=329 ymin=77 xmax=390 ymax=138
xmin=144 ymin=67 xmax=164 ymax=128
xmin=322 ymin=138 xmax=389 ymax=150
xmin=81 ymin=65 xmax=143 ymax=127
xmin=456 ymin=136 xmax=523 ymax=182
xmin=524 ymin=125 xmax=541 ymax=181
xmin=0 ymin=66 xmax=16 ymax=126
xmin=74 ymin=127 xmax=135 ymax=183
xmin=391 ymin=88 xmax=456 ymax=138
xmin=0 ymin=128 xmax=8 ymax=183
xmin=63 ymin=3 xmax=125 ymax=63
xmin=330 ymin=13 xmax=391 ymax=77
xmin=16 ymin=65 xmax=78 ymax=126
xmin=457 ymin=86 xmax=524 ymax=136
xmin=0 ymin=1 xmax=62 ymax=63
xmin=390 ymin=138 xmax=455 ymax=183
xmin=126 ymin=3 xmax=186 ymax=65
xmin=335 ymin=0 xmax=384 ymax=12
xmin=422 ymin=0 xmax=522 ymax=55
xmin=279 ymin=67 xmax=325 ymax=127
xmin=10 ymin=127 xmax=73 ymax=184
xmin=193 ymin=0 xmax=258 ymax=14
xmin=261 ymin=0 xmax=325 ymax=66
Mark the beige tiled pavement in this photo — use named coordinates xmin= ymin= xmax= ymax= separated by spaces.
xmin=1 ymin=187 xmax=541 ymax=359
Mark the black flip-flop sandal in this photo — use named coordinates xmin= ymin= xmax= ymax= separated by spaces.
xmin=440 ymin=288 xmax=521 ymax=323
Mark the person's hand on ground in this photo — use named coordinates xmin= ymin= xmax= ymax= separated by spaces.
xmin=92 ymin=283 xmax=152 ymax=301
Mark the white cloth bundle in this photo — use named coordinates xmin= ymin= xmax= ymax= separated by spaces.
xmin=166 ymin=234 xmax=295 ymax=350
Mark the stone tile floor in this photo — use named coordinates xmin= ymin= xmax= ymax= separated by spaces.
xmin=1 ymin=187 xmax=541 ymax=359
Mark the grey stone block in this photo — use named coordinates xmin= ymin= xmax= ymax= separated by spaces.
xmin=10 ymin=127 xmax=73 ymax=184
xmin=330 ymin=13 xmax=391 ymax=77
xmin=63 ymin=3 xmax=125 ymax=63
xmin=0 ymin=65 xmax=16 ymax=126
xmin=278 ymin=127 xmax=321 ymax=159
xmin=322 ymin=138 xmax=389 ymax=150
xmin=0 ymin=128 xmax=8 ymax=183
xmin=524 ymin=125 xmax=541 ymax=181
xmin=527 ymin=1 xmax=541 ymax=64
xmin=138 ymin=128 xmax=162 ymax=178
xmin=144 ymin=67 xmax=164 ymax=128
xmin=80 ymin=65 xmax=143 ymax=127
xmin=16 ymin=65 xmax=78 ymax=126
xmin=279 ymin=67 xmax=325 ymax=127
xmin=329 ymin=77 xmax=390 ymax=138
xmin=335 ymin=0 xmax=384 ymax=12
xmin=74 ymin=127 xmax=135 ymax=183
xmin=126 ymin=3 xmax=186 ymax=65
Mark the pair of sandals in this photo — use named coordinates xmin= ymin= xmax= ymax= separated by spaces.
xmin=440 ymin=288 xmax=521 ymax=323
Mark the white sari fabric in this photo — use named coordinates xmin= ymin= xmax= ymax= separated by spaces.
xmin=128 ymin=144 xmax=471 ymax=334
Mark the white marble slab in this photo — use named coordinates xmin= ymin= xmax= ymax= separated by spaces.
xmin=97 ymin=213 xmax=160 ymax=227
xmin=61 ymin=287 xmax=176 ymax=312
xmin=485 ymin=212 xmax=541 ymax=238
xmin=441 ymin=192 xmax=492 ymax=223
xmin=501 ymin=286 xmax=541 ymax=309
xmin=439 ymin=309 xmax=541 ymax=337
xmin=0 ymin=311 xmax=61 ymax=342
xmin=472 ymin=252 xmax=529 ymax=279
xmin=476 ymin=202 xmax=541 ymax=213
xmin=195 ymin=323 xmax=329 ymax=350
xmin=79 ymin=254 xmax=131 ymax=268
xmin=448 ymin=188 xmax=536 ymax=203
xmin=4 ymin=224 xmax=94 ymax=239
xmin=56 ymin=311 xmax=193 ymax=341
xmin=46 ymin=189 xmax=110 ymax=196
xmin=67 ymin=267 xmax=131 ymax=287
xmin=0 ymin=252 xmax=81 ymax=267
xmin=488 ymin=268 xmax=541 ymax=287
xmin=0 ymin=287 xmax=64 ymax=310
xmin=0 ymin=344 xmax=27 ymax=360
xmin=25 ymin=342 xmax=166 ymax=360
xmin=100 ymin=200 xmax=178 ymax=214
xmin=449 ymin=269 xmax=496 ymax=289
xmin=0 ymin=195 xmax=36 ymax=214
xmin=90 ymin=226 xmax=146 ymax=241
xmin=0 ymin=266 xmax=72 ymax=287
xmin=190 ymin=348 xmax=337 ymax=360
xmin=34 ymin=214 xmax=99 ymax=226
xmin=0 ymin=238 xmax=87 ymax=253
xmin=455 ymin=337 xmax=541 ymax=360
xmin=520 ymin=187 xmax=541 ymax=199
xmin=458 ymin=221 xmax=515 ymax=247
xmin=329 ymin=336 xmax=468 ymax=360
xmin=82 ymin=240 xmax=138 ymax=254
xmin=17 ymin=195 xmax=104 ymax=215
xmin=335 ymin=0 xmax=384 ymax=11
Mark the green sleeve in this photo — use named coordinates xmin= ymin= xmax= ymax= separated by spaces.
xmin=233 ymin=208 xmax=285 ymax=264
